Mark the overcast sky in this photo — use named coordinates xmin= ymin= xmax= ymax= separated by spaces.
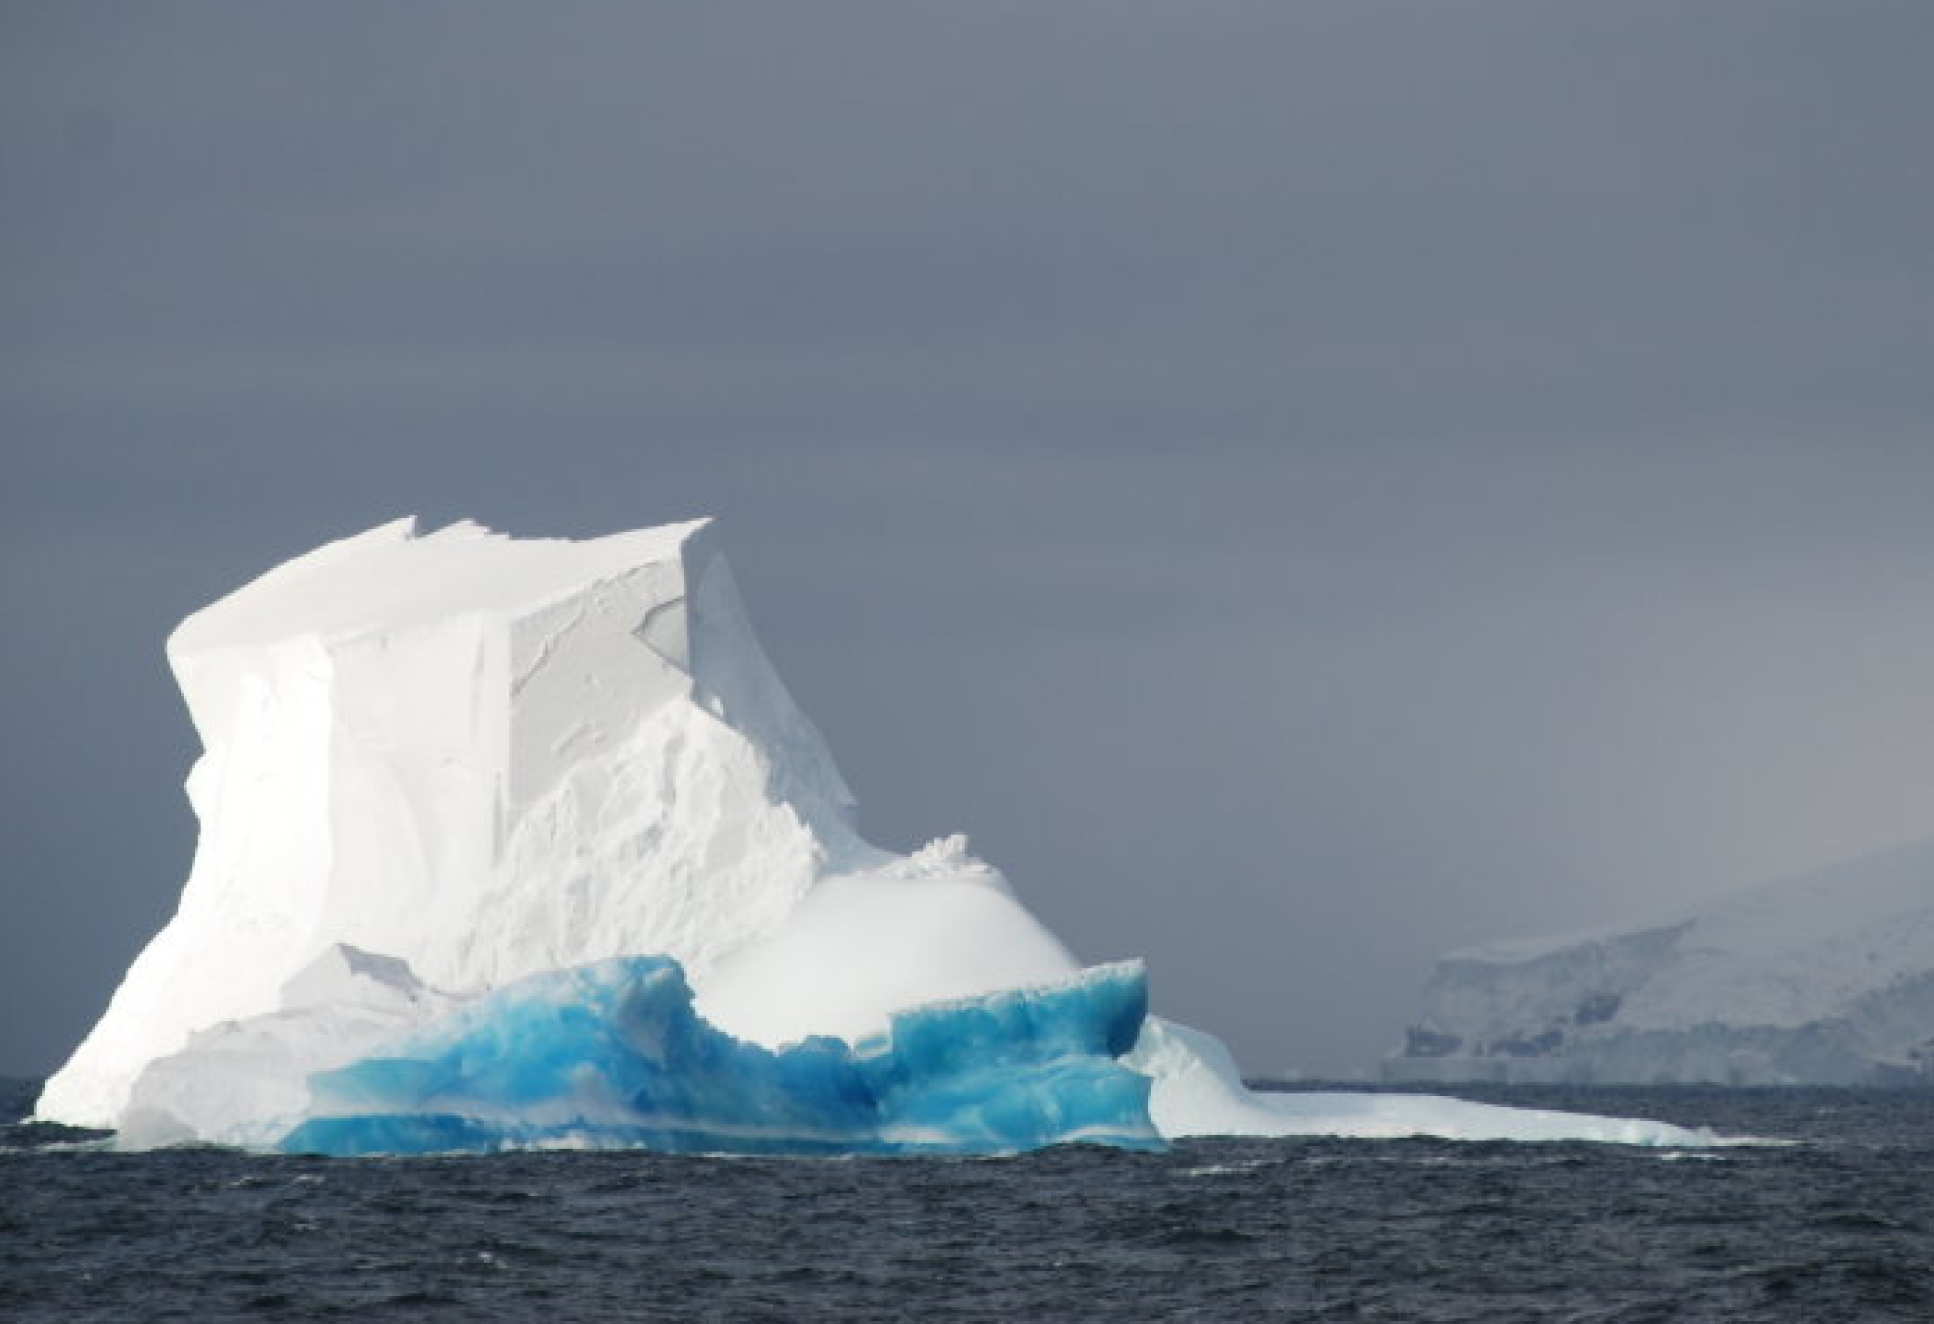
xmin=5 ymin=2 xmax=1933 ymax=1078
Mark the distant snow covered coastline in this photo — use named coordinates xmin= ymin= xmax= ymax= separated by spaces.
xmin=37 ymin=518 xmax=1719 ymax=1151
xmin=1388 ymin=839 xmax=1934 ymax=1087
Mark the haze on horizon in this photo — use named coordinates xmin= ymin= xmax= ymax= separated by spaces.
xmin=5 ymin=2 xmax=1933 ymax=1080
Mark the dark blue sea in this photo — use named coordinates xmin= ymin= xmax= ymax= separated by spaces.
xmin=3 ymin=1080 xmax=1929 ymax=1322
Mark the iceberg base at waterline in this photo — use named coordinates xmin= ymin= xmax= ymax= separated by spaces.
xmin=278 ymin=956 xmax=1158 ymax=1157
xmin=1124 ymin=1016 xmax=1720 ymax=1148
xmin=119 ymin=943 xmax=1717 ymax=1155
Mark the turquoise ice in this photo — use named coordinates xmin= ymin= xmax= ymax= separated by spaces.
xmin=279 ymin=956 xmax=1161 ymax=1156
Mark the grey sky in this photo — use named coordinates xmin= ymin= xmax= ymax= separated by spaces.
xmin=4 ymin=2 xmax=1933 ymax=1077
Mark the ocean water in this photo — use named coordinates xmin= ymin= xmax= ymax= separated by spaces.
xmin=3 ymin=1083 xmax=1929 ymax=1322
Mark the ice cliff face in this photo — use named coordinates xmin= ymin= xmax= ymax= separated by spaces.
xmin=1387 ymin=838 xmax=1934 ymax=1086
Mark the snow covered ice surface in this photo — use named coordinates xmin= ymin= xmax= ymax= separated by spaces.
xmin=38 ymin=518 xmax=1715 ymax=1152
xmin=1388 ymin=836 xmax=1934 ymax=1087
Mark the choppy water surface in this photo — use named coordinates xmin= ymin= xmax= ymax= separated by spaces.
xmin=3 ymin=1084 xmax=1929 ymax=1322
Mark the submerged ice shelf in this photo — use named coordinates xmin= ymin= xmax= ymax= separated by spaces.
xmin=41 ymin=517 xmax=1714 ymax=1153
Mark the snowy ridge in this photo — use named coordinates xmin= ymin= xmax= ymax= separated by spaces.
xmin=1389 ymin=837 xmax=1934 ymax=1085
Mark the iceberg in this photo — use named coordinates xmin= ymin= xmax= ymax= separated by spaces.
xmin=1386 ymin=838 xmax=1934 ymax=1087
xmin=39 ymin=517 xmax=1715 ymax=1151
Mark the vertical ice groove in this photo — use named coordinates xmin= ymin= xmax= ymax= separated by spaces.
xmin=509 ymin=599 xmax=589 ymax=697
